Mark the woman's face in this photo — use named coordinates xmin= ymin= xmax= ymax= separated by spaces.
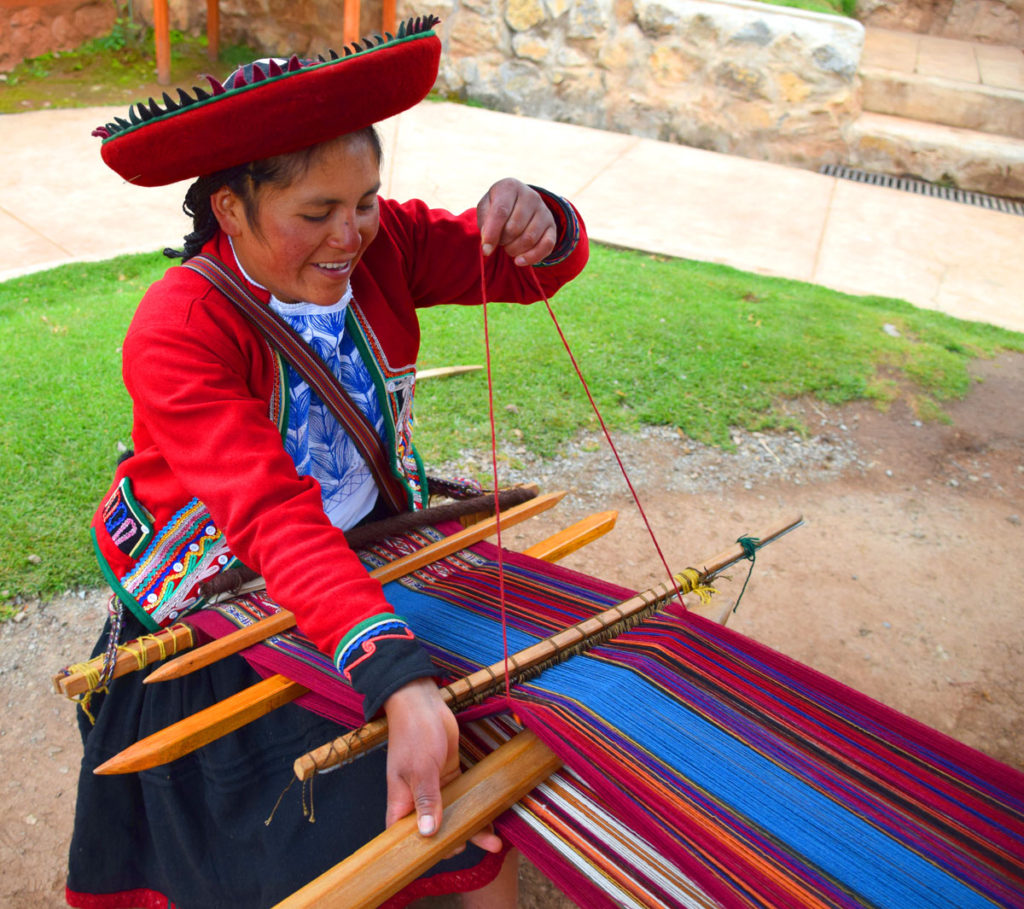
xmin=215 ymin=133 xmax=381 ymax=306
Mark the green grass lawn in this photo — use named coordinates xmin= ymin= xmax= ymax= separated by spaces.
xmin=2 ymin=246 xmax=1022 ymax=612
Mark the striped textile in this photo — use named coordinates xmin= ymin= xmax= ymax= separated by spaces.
xmin=191 ymin=525 xmax=1024 ymax=908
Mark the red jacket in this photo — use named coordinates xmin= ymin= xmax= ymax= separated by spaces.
xmin=92 ymin=193 xmax=588 ymax=696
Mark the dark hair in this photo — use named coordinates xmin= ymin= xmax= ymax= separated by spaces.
xmin=164 ymin=126 xmax=383 ymax=261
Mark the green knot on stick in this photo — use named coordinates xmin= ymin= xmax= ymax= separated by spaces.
xmin=732 ymin=535 xmax=761 ymax=614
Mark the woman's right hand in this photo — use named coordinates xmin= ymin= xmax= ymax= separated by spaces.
xmin=383 ymin=677 xmax=504 ymax=853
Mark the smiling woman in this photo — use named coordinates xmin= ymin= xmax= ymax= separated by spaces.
xmin=67 ymin=17 xmax=589 ymax=909
xmin=209 ymin=131 xmax=383 ymax=306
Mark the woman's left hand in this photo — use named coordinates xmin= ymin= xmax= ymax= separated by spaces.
xmin=477 ymin=179 xmax=557 ymax=267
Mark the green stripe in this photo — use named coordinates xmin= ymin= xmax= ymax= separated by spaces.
xmin=333 ymin=612 xmax=410 ymax=669
xmin=90 ymin=527 xmax=160 ymax=632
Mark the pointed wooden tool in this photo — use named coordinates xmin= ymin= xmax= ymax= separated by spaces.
xmin=96 ymin=674 xmax=308 ymax=774
xmin=94 ymin=493 xmax=576 ymax=775
xmin=415 ymin=365 xmax=483 ymax=380
xmin=144 ymin=490 xmax=566 ymax=685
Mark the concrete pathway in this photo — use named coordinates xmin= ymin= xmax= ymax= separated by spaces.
xmin=2 ymin=97 xmax=1022 ymax=333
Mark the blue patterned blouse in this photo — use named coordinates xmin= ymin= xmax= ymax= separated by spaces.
xmin=268 ymin=290 xmax=386 ymax=531
xmin=231 ymin=243 xmax=385 ymax=530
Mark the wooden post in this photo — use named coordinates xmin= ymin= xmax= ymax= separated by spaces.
xmin=343 ymin=0 xmax=361 ymax=46
xmin=206 ymin=0 xmax=220 ymax=63
xmin=154 ymin=0 xmax=171 ymax=86
xmin=382 ymin=0 xmax=397 ymax=36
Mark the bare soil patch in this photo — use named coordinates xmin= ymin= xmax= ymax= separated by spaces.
xmin=2 ymin=353 xmax=1022 ymax=909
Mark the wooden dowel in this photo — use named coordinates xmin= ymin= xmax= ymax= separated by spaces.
xmin=53 ymin=623 xmax=195 ymax=698
xmin=274 ymin=730 xmax=561 ymax=909
xmin=146 ymin=490 xmax=563 ymax=684
xmin=415 ymin=365 xmax=483 ymax=380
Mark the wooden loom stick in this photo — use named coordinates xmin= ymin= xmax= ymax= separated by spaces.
xmin=292 ymin=513 xmax=803 ymax=781
xmin=274 ymin=730 xmax=561 ymax=909
xmin=94 ymin=492 xmax=570 ymax=775
xmin=144 ymin=489 xmax=564 ymax=685
xmin=102 ymin=673 xmax=309 ymax=774
xmin=53 ymin=623 xmax=196 ymax=698
xmin=519 ymin=510 xmax=617 ymax=562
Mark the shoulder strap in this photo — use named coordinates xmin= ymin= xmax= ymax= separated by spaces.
xmin=182 ymin=253 xmax=408 ymax=515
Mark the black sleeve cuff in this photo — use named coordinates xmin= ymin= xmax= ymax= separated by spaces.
xmin=529 ymin=185 xmax=583 ymax=267
xmin=343 ymin=632 xmax=438 ymax=721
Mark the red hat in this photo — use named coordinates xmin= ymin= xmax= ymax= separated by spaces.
xmin=93 ymin=17 xmax=441 ymax=187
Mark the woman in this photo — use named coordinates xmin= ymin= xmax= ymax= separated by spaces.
xmin=70 ymin=19 xmax=588 ymax=909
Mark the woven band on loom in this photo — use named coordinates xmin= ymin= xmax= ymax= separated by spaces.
xmin=185 ymin=527 xmax=1024 ymax=909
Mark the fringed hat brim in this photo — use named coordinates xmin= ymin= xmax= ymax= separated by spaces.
xmin=93 ymin=18 xmax=441 ymax=187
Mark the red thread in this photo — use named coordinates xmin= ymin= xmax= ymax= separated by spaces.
xmin=477 ymin=247 xmax=686 ymax=707
xmin=479 ymin=249 xmax=512 ymax=706
xmin=525 ymin=268 xmax=686 ymax=610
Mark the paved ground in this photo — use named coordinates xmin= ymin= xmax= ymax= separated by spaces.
xmin=2 ymin=98 xmax=1022 ymax=334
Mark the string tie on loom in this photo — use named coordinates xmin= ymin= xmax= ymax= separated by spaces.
xmin=675 ymin=568 xmax=717 ymax=605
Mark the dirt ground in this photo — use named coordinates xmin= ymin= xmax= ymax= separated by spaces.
xmin=1 ymin=352 xmax=1022 ymax=909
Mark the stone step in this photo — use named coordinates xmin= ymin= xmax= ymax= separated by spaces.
xmin=861 ymin=66 xmax=1024 ymax=139
xmin=847 ymin=112 xmax=1024 ymax=200
xmin=860 ymin=29 xmax=1024 ymax=139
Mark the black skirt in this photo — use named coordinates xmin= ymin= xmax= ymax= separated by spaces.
xmin=67 ymin=615 xmax=495 ymax=909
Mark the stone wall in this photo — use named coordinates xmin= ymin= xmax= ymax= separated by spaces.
xmin=409 ymin=0 xmax=865 ymax=169
xmin=1 ymin=0 xmax=865 ymax=172
xmin=0 ymin=0 xmax=114 ymax=71
xmin=856 ymin=0 xmax=1021 ymax=48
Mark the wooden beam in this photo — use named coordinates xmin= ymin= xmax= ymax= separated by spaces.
xmin=520 ymin=510 xmax=617 ymax=562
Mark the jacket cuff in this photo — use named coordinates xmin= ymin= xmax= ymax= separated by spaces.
xmin=334 ymin=614 xmax=437 ymax=720
xmin=529 ymin=185 xmax=583 ymax=267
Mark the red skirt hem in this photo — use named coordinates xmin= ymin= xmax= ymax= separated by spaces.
xmin=65 ymin=848 xmax=506 ymax=909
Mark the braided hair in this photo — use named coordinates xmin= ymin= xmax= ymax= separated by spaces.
xmin=164 ymin=126 xmax=383 ymax=261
